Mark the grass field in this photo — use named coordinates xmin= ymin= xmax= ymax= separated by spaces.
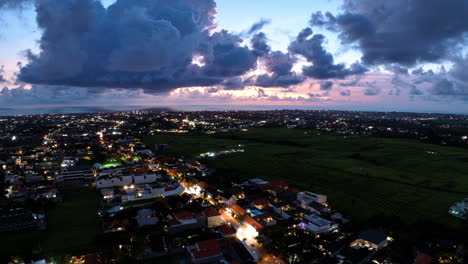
xmin=144 ymin=128 xmax=468 ymax=229
xmin=1 ymin=189 xmax=101 ymax=256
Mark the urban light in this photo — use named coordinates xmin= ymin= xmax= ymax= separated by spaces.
xmin=236 ymin=224 xmax=258 ymax=240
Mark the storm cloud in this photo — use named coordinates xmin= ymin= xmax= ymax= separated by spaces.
xmin=411 ymin=57 xmax=468 ymax=101
xmin=247 ymin=31 xmax=305 ymax=88
xmin=17 ymin=0 xmax=258 ymax=93
xmin=311 ymin=0 xmax=468 ymax=66
xmin=0 ymin=0 xmax=32 ymax=9
xmin=320 ymin=81 xmax=333 ymax=91
xmin=288 ymin=27 xmax=368 ymax=79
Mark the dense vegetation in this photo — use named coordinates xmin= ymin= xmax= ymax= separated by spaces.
xmin=1 ymin=189 xmax=101 ymax=257
xmin=145 ymin=128 xmax=468 ymax=239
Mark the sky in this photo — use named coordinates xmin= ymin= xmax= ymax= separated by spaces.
xmin=0 ymin=0 xmax=467 ymax=114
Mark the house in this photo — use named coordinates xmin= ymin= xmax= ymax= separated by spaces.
xmin=219 ymin=190 xmax=237 ymax=206
xmin=69 ymin=253 xmax=102 ymax=264
xmin=196 ymin=181 xmax=209 ymax=189
xmin=243 ymin=215 xmax=264 ymax=231
xmin=205 ymin=208 xmax=224 ymax=228
xmin=350 ymin=230 xmax=391 ymax=250
xmin=0 ymin=209 xmax=46 ymax=232
xmin=175 ymin=211 xmax=197 ymax=223
xmin=307 ymin=201 xmax=329 ymax=214
xmin=219 ymin=224 xmax=236 ymax=237
xmin=56 ymin=164 xmax=95 ymax=183
xmin=297 ymin=191 xmax=327 ymax=206
xmin=270 ymin=201 xmax=299 ymax=219
xmin=133 ymin=173 xmax=160 ymax=184
xmin=103 ymin=219 xmax=130 ymax=233
xmin=260 ymin=181 xmax=289 ymax=196
xmin=96 ymin=173 xmax=160 ymax=189
xmin=252 ymin=213 xmax=276 ymax=227
xmin=252 ymin=198 xmax=269 ymax=210
xmin=230 ymin=203 xmax=247 ymax=217
xmin=303 ymin=213 xmax=339 ymax=234
xmin=135 ymin=209 xmax=159 ymax=227
xmin=96 ymin=175 xmax=132 ymax=189
xmin=248 ymin=178 xmax=269 ymax=186
xmin=169 ymin=211 xmax=201 ymax=233
xmin=189 ymin=239 xmax=224 ymax=264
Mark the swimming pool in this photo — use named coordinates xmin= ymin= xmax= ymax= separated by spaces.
xmin=250 ymin=209 xmax=264 ymax=216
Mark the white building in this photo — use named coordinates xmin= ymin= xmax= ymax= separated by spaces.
xmin=303 ymin=213 xmax=338 ymax=234
xmin=96 ymin=173 xmax=161 ymax=189
xmin=205 ymin=208 xmax=225 ymax=228
xmin=350 ymin=230 xmax=391 ymax=250
xmin=55 ymin=165 xmax=95 ymax=182
xmin=97 ymin=175 xmax=133 ymax=189
xmin=297 ymin=191 xmax=327 ymax=206
xmin=102 ymin=183 xmax=185 ymax=203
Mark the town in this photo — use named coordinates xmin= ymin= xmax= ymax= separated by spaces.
xmin=1 ymin=110 xmax=466 ymax=264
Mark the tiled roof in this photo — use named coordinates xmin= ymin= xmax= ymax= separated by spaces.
xmin=219 ymin=224 xmax=236 ymax=236
xmin=193 ymin=239 xmax=222 ymax=259
xmin=175 ymin=211 xmax=194 ymax=220
xmin=205 ymin=207 xmax=221 ymax=217
xmin=230 ymin=204 xmax=247 ymax=216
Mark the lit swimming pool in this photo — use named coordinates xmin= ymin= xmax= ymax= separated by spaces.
xmin=251 ymin=209 xmax=263 ymax=216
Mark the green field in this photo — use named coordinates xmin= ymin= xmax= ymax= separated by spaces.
xmin=144 ymin=128 xmax=468 ymax=230
xmin=1 ymin=189 xmax=101 ymax=256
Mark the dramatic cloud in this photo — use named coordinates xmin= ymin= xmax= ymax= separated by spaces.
xmin=340 ymin=90 xmax=351 ymax=96
xmin=2 ymin=0 xmax=372 ymax=98
xmin=0 ymin=0 xmax=32 ymax=9
xmin=311 ymin=0 xmax=468 ymax=66
xmin=251 ymin=32 xmax=271 ymax=57
xmin=362 ymin=81 xmax=380 ymax=96
xmin=247 ymin=31 xmax=305 ymax=88
xmin=17 ymin=0 xmax=257 ymax=93
xmin=410 ymin=57 xmax=468 ymax=101
xmin=0 ymin=85 xmax=137 ymax=105
xmin=288 ymin=27 xmax=368 ymax=79
xmin=320 ymin=81 xmax=333 ymax=91
xmin=220 ymin=77 xmax=245 ymax=90
xmin=206 ymin=87 xmax=219 ymax=93
xmin=247 ymin=19 xmax=271 ymax=35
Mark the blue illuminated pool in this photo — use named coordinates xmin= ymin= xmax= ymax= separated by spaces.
xmin=251 ymin=209 xmax=263 ymax=216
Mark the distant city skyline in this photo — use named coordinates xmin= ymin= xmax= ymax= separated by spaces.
xmin=1 ymin=0 xmax=468 ymax=114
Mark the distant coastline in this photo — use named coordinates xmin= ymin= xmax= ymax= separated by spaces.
xmin=0 ymin=105 xmax=467 ymax=116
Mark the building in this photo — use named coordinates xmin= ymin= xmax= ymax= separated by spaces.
xmin=24 ymin=173 xmax=44 ymax=183
xmin=302 ymin=213 xmax=338 ymax=234
xmin=350 ymin=230 xmax=391 ymax=250
xmin=252 ymin=198 xmax=269 ymax=210
xmin=55 ymin=164 xmax=95 ymax=183
xmin=189 ymin=239 xmax=223 ymax=264
xmin=96 ymin=173 xmax=160 ymax=189
xmin=0 ymin=209 xmax=46 ymax=232
xmin=230 ymin=203 xmax=247 ymax=217
xmin=135 ymin=209 xmax=159 ymax=227
xmin=218 ymin=224 xmax=236 ymax=237
xmin=96 ymin=174 xmax=132 ymax=189
xmin=297 ymin=191 xmax=327 ymax=206
xmin=101 ymin=183 xmax=184 ymax=203
xmin=205 ymin=208 xmax=224 ymax=228
xmin=69 ymin=253 xmax=102 ymax=264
